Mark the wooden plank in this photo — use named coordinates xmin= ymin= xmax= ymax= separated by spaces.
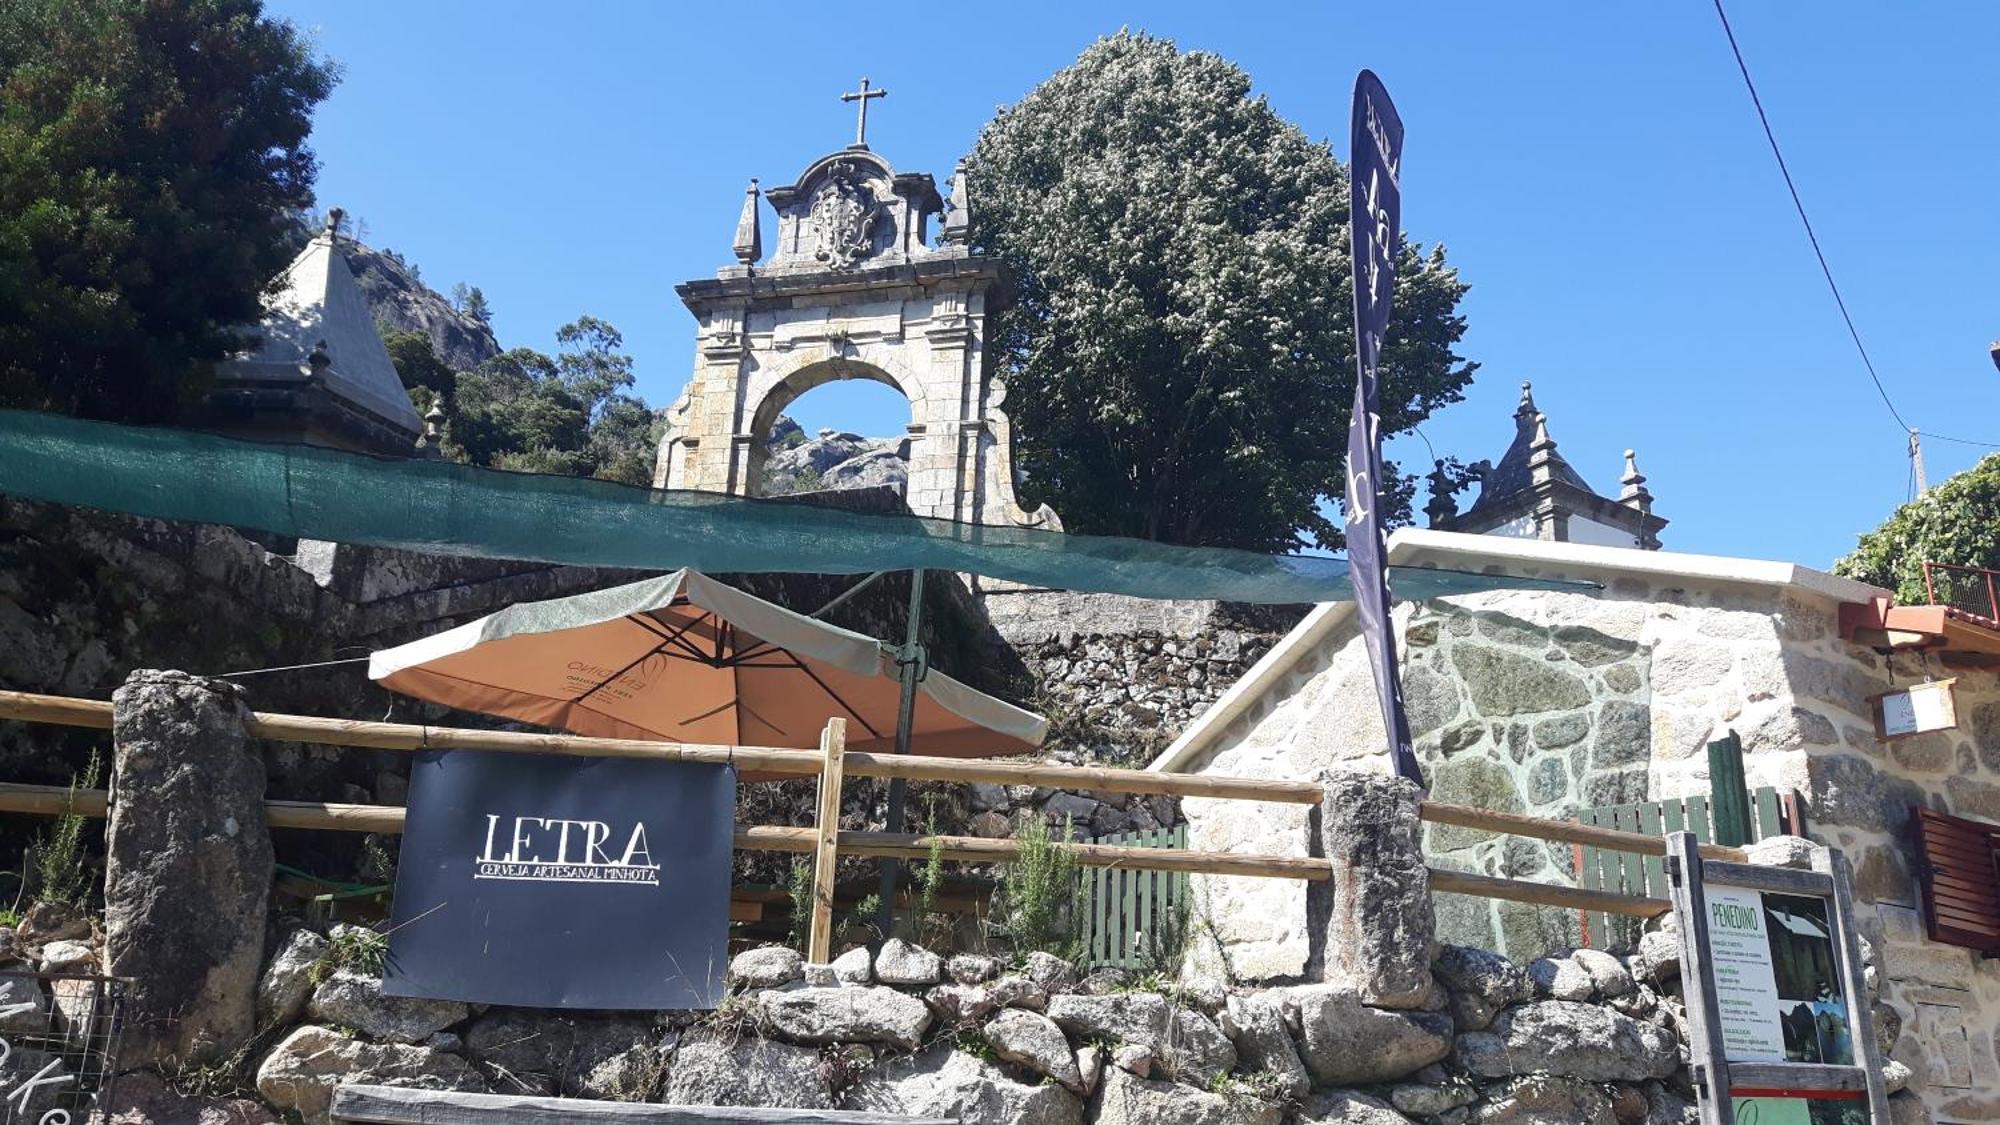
xmin=1816 ymin=847 xmax=1892 ymax=1123
xmin=1698 ymin=860 xmax=1835 ymax=898
xmin=1429 ymin=867 xmax=1668 ymax=918
xmin=1687 ymin=795 xmax=1712 ymax=844
xmin=1707 ymin=731 xmax=1754 ymax=847
xmin=806 ymin=718 xmax=847 ymax=964
xmin=1726 ymin=1061 xmax=1868 ymax=1095
xmin=728 ymin=900 xmax=762 ymax=923
xmin=1752 ymin=787 xmax=1782 ymax=841
xmin=330 ymin=1085 xmax=952 ymax=1124
xmin=1638 ymin=803 xmax=1666 ymax=901
xmin=1666 ymin=832 xmax=1735 ymax=1125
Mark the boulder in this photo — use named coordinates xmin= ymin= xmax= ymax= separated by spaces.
xmin=106 ymin=670 xmax=273 ymax=1069
xmin=1299 ymin=1090 xmax=1419 ymax=1124
xmin=1113 ymin=1043 xmax=1153 ymax=1077
xmin=988 ymin=974 xmax=1049 ymax=1012
xmin=0 ymin=972 xmax=49 ymax=1033
xmin=1090 ymin=1065 xmax=1282 ymax=1125
xmin=663 ymin=1030 xmax=832 ymax=1109
xmin=1390 ymin=1080 xmax=1478 ymax=1117
xmin=1634 ymin=931 xmax=1680 ymax=982
xmin=1527 ymin=956 xmax=1596 ymax=1001
xmin=461 ymin=1010 xmax=656 ymax=1097
xmin=1569 ymin=948 xmax=1634 ymax=998
xmin=1456 ymin=1000 xmax=1678 ymax=1082
xmin=98 ymin=1068 xmax=280 ymax=1125
xmin=984 ymin=1008 xmax=1084 ymax=1093
xmin=1076 ymin=1043 xmax=1105 ymax=1095
xmin=1024 ymin=950 xmax=1078 ymax=994
xmin=257 ymin=928 xmax=330 ymax=1028
xmin=307 ymin=969 xmax=468 ymax=1044
xmin=1469 ymin=1075 xmax=1617 ymax=1125
xmin=875 ymin=938 xmax=943 ymax=986
xmin=1887 ymin=1089 xmax=1935 ymax=1125
xmin=926 ymin=982 xmax=1000 ymax=1024
xmin=1320 ymin=769 xmax=1434 ymax=1009
xmin=1220 ymin=993 xmax=1310 ymax=1098
xmin=949 ymin=953 xmax=1002 ymax=984
xmin=831 ymin=945 xmax=873 ymax=985
xmin=728 ymin=945 xmax=803 ymax=990
xmin=1432 ymin=945 xmax=1532 ymax=1031
xmin=1291 ymin=984 xmax=1453 ymax=1086
xmin=753 ymin=985 xmax=931 ymax=1050
xmin=256 ymin=1025 xmax=484 ymax=1125
xmin=847 ymin=1043 xmax=1083 ymax=1125
xmin=39 ymin=938 xmax=94 ymax=971
xmin=1046 ymin=992 xmax=1236 ymax=1085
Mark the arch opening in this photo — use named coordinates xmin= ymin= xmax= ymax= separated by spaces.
xmin=747 ymin=359 xmax=913 ymax=500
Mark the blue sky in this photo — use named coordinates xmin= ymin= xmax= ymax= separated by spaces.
xmin=271 ymin=1 xmax=2000 ymax=569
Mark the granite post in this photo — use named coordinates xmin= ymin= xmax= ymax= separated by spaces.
xmin=1319 ymin=768 xmax=1434 ymax=1008
xmin=105 ymin=670 xmax=273 ymax=1068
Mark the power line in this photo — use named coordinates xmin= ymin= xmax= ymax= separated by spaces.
xmin=1710 ymin=0 xmax=1911 ymax=437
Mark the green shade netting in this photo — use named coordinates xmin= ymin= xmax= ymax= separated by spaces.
xmin=0 ymin=410 xmax=1591 ymax=605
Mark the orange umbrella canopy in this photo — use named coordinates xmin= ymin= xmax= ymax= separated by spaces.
xmin=368 ymin=570 xmax=1046 ymax=758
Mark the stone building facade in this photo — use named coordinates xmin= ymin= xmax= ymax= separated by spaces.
xmin=1153 ymin=528 xmax=2000 ymax=1123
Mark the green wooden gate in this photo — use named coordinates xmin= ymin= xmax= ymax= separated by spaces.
xmin=1083 ymin=825 xmax=1189 ymax=969
xmin=1574 ymin=785 xmax=1793 ymax=949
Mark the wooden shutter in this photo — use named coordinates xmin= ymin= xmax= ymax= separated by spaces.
xmin=1913 ymin=806 xmax=2000 ymax=951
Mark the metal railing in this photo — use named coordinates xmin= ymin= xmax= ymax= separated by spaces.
xmin=1922 ymin=560 xmax=2000 ymax=624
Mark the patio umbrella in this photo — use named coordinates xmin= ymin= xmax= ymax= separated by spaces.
xmin=366 ymin=569 xmax=1046 ymax=759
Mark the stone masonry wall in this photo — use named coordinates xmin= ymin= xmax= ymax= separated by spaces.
xmin=1179 ymin=563 xmax=2000 ymax=1125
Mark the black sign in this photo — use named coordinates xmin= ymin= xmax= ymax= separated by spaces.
xmin=382 ymin=750 xmax=733 ymax=1009
xmin=1343 ymin=69 xmax=1422 ymax=787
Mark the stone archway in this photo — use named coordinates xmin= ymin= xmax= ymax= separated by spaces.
xmin=742 ymin=357 xmax=914 ymax=498
xmin=652 ymin=144 xmax=1058 ymax=531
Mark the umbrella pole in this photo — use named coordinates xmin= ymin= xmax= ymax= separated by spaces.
xmin=876 ymin=568 xmax=926 ymax=940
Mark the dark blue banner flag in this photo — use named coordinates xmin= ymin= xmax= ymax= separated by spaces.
xmin=1344 ymin=70 xmax=1422 ymax=787
xmin=382 ymin=751 xmax=733 ymax=1009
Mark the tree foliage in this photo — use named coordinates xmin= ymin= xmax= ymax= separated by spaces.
xmin=968 ymin=32 xmax=1475 ymax=551
xmin=386 ymin=316 xmax=659 ymax=486
xmin=0 ymin=0 xmax=336 ymax=422
xmin=1834 ymin=455 xmax=2000 ymax=604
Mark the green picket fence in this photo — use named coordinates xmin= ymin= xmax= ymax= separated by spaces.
xmin=1083 ymin=825 xmax=1189 ymax=969
xmin=1574 ymin=785 xmax=1793 ymax=949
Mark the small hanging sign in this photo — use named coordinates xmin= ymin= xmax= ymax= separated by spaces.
xmin=1869 ymin=677 xmax=1957 ymax=741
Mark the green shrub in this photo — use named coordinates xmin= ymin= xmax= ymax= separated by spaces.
xmin=30 ymin=749 xmax=101 ymax=912
xmin=996 ymin=814 xmax=1082 ymax=959
xmin=787 ymin=858 xmax=814 ymax=952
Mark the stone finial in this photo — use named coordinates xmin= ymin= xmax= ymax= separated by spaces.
xmin=325 ymin=207 xmax=345 ymax=243
xmin=1526 ymin=411 xmax=1561 ymax=485
xmin=733 ymin=179 xmax=763 ymax=267
xmin=941 ymin=160 xmax=972 ymax=245
xmin=1620 ymin=448 xmax=1660 ymax=549
xmin=1515 ymin=380 xmax=1538 ymax=422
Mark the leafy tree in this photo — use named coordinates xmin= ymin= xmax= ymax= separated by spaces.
xmin=1834 ymin=455 xmax=2000 ymax=604
xmin=967 ymin=32 xmax=1474 ymax=551
xmin=0 ymin=0 xmax=337 ymax=422
xmin=449 ymin=282 xmax=492 ymax=325
xmin=389 ymin=317 xmax=658 ymax=486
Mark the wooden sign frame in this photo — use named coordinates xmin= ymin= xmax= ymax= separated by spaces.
xmin=1867 ymin=677 xmax=1958 ymax=742
xmin=1666 ymin=831 xmax=1891 ymax=1125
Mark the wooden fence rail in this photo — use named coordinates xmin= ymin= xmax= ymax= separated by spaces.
xmin=0 ymin=687 xmax=1722 ymax=961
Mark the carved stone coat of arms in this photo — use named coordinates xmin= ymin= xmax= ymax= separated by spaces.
xmin=808 ymin=163 xmax=883 ymax=268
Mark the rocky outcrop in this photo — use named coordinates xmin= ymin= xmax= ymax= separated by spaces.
xmin=344 ymin=243 xmax=500 ymax=372
xmin=105 ymin=670 xmax=273 ymax=1069
xmin=761 ymin=427 xmax=909 ymax=498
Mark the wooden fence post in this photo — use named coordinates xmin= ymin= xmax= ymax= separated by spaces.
xmin=807 ymin=718 xmax=847 ymax=964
